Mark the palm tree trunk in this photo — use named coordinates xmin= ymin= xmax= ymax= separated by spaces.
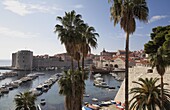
xmin=70 ymin=57 xmax=75 ymax=110
xmin=125 ymin=32 xmax=129 ymax=110
xmin=82 ymin=55 xmax=85 ymax=80
xmin=161 ymin=75 xmax=164 ymax=110
xmin=77 ymin=60 xmax=80 ymax=71
xmin=71 ymin=57 xmax=74 ymax=71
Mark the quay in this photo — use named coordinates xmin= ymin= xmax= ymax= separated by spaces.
xmin=91 ymin=68 xmax=125 ymax=74
xmin=0 ymin=66 xmax=12 ymax=70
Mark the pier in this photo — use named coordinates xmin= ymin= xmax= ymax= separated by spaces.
xmin=0 ymin=66 xmax=13 ymax=70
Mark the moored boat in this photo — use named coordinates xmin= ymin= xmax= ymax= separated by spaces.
xmin=40 ymin=99 xmax=46 ymax=105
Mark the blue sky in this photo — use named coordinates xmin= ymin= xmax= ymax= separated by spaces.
xmin=0 ymin=0 xmax=170 ymax=59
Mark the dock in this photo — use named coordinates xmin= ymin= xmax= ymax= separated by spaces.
xmin=0 ymin=66 xmax=13 ymax=70
xmin=91 ymin=68 xmax=125 ymax=74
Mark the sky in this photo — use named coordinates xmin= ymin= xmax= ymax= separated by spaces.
xmin=0 ymin=0 xmax=170 ymax=60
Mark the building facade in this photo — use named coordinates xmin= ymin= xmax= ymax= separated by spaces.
xmin=12 ymin=50 xmax=33 ymax=70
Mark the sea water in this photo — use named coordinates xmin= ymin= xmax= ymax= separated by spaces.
xmin=0 ymin=60 xmax=122 ymax=110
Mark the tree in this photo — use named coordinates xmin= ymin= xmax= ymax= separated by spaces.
xmin=129 ymin=78 xmax=170 ymax=110
xmin=58 ymin=70 xmax=87 ymax=110
xmin=144 ymin=25 xmax=170 ymax=109
xmin=109 ymin=0 xmax=149 ymax=109
xmin=54 ymin=10 xmax=84 ymax=110
xmin=54 ymin=10 xmax=84 ymax=71
xmin=79 ymin=24 xmax=99 ymax=79
xmin=14 ymin=91 xmax=36 ymax=110
xmin=58 ymin=70 xmax=73 ymax=110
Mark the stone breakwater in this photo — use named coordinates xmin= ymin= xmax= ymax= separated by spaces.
xmin=114 ymin=66 xmax=170 ymax=102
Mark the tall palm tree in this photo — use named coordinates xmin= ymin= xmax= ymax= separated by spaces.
xmin=150 ymin=47 xmax=169 ymax=109
xmin=109 ymin=0 xmax=149 ymax=109
xmin=54 ymin=10 xmax=84 ymax=110
xmin=79 ymin=24 xmax=99 ymax=79
xmin=54 ymin=10 xmax=84 ymax=71
xmin=129 ymin=78 xmax=170 ymax=110
xmin=14 ymin=91 xmax=36 ymax=110
xmin=58 ymin=70 xmax=73 ymax=110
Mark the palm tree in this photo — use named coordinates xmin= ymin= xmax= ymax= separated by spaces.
xmin=54 ymin=10 xmax=84 ymax=71
xmin=58 ymin=70 xmax=73 ymax=110
xmin=150 ymin=47 xmax=169 ymax=109
xmin=14 ymin=91 xmax=36 ymax=110
xmin=58 ymin=70 xmax=86 ymax=110
xmin=54 ymin=10 xmax=84 ymax=110
xmin=109 ymin=0 xmax=149 ymax=109
xmin=79 ymin=24 xmax=99 ymax=79
xmin=129 ymin=78 xmax=170 ymax=110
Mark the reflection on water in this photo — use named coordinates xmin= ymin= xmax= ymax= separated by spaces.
xmin=0 ymin=70 xmax=123 ymax=110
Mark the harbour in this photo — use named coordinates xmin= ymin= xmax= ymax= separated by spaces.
xmin=0 ymin=60 xmax=123 ymax=110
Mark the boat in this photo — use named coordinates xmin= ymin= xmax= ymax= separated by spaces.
xmin=30 ymin=88 xmax=42 ymax=96
xmin=82 ymin=106 xmax=92 ymax=110
xmin=92 ymin=98 xmax=98 ymax=102
xmin=20 ymin=77 xmax=29 ymax=82
xmin=108 ymin=86 xmax=116 ymax=89
xmin=110 ymin=72 xmax=117 ymax=78
xmin=42 ymin=84 xmax=49 ymax=92
xmin=100 ymin=101 xmax=112 ymax=106
xmin=94 ymin=82 xmax=109 ymax=88
xmin=1 ymin=86 xmax=9 ymax=94
xmin=83 ymin=94 xmax=90 ymax=97
xmin=10 ymin=82 xmax=19 ymax=88
xmin=93 ymin=73 xmax=101 ymax=78
xmin=0 ymin=74 xmax=5 ymax=80
xmin=35 ymin=73 xmax=45 ymax=76
xmin=13 ymin=80 xmax=22 ymax=85
xmin=87 ymin=104 xmax=99 ymax=110
xmin=40 ymin=99 xmax=46 ymax=105
xmin=36 ymin=84 xmax=44 ymax=91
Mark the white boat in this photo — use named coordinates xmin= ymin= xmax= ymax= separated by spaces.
xmin=30 ymin=88 xmax=42 ymax=96
xmin=110 ymin=72 xmax=117 ymax=78
xmin=93 ymin=73 xmax=101 ymax=78
xmin=92 ymin=98 xmax=98 ymax=102
xmin=36 ymin=84 xmax=44 ymax=90
xmin=83 ymin=94 xmax=90 ymax=97
xmin=35 ymin=73 xmax=45 ymax=76
xmin=95 ymin=82 xmax=109 ymax=88
xmin=1 ymin=86 xmax=9 ymax=94
xmin=40 ymin=99 xmax=46 ymax=105
xmin=42 ymin=84 xmax=49 ymax=92
xmin=9 ymin=82 xmax=19 ymax=88
xmin=101 ymin=101 xmax=112 ymax=106
xmin=20 ymin=77 xmax=29 ymax=82
xmin=13 ymin=80 xmax=22 ymax=85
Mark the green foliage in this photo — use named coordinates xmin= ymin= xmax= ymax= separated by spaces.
xmin=129 ymin=78 xmax=170 ymax=110
xmin=144 ymin=25 xmax=170 ymax=64
xmin=14 ymin=91 xmax=36 ymax=110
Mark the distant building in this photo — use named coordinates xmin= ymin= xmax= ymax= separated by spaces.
xmin=12 ymin=50 xmax=33 ymax=70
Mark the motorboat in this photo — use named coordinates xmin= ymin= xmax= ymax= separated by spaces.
xmin=100 ymin=101 xmax=112 ymax=106
xmin=83 ymin=94 xmax=90 ymax=97
xmin=40 ymin=99 xmax=46 ymax=105
xmin=1 ymin=86 xmax=9 ymax=94
xmin=93 ymin=73 xmax=101 ymax=78
xmin=92 ymin=98 xmax=98 ymax=102
xmin=95 ymin=82 xmax=109 ymax=88
xmin=30 ymin=88 xmax=42 ymax=96
xmin=36 ymin=84 xmax=44 ymax=91
xmin=13 ymin=80 xmax=22 ymax=85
